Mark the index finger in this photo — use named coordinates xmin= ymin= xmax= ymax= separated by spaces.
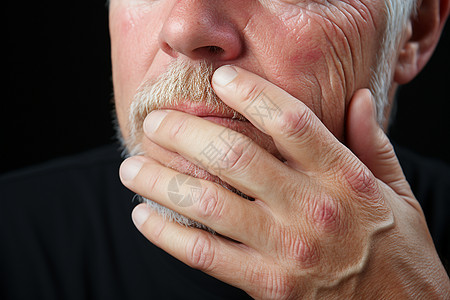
xmin=212 ymin=65 xmax=346 ymax=173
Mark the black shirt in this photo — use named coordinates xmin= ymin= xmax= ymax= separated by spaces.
xmin=0 ymin=144 xmax=449 ymax=299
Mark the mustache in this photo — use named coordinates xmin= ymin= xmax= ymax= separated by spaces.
xmin=126 ymin=60 xmax=246 ymax=155
xmin=122 ymin=60 xmax=252 ymax=231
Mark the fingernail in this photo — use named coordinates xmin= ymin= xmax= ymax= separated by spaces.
xmin=144 ymin=110 xmax=168 ymax=133
xmin=213 ymin=65 xmax=238 ymax=87
xmin=132 ymin=204 xmax=151 ymax=227
xmin=120 ymin=157 xmax=144 ymax=181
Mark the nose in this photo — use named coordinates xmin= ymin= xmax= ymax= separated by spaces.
xmin=158 ymin=1 xmax=244 ymax=62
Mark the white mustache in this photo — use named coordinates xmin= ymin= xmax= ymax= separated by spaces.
xmin=126 ymin=60 xmax=245 ymax=156
xmin=123 ymin=60 xmax=249 ymax=230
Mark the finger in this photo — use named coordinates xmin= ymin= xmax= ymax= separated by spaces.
xmin=131 ymin=203 xmax=264 ymax=296
xmin=346 ymin=89 xmax=411 ymax=196
xmin=211 ymin=65 xmax=344 ymax=173
xmin=120 ymin=155 xmax=273 ymax=247
xmin=142 ymin=109 xmax=299 ymax=203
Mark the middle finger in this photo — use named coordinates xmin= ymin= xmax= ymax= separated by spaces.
xmin=143 ymin=109 xmax=299 ymax=204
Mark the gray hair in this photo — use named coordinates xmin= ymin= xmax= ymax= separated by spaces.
xmin=371 ymin=0 xmax=419 ymax=124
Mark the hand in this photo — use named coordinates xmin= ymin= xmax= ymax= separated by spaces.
xmin=120 ymin=66 xmax=450 ymax=299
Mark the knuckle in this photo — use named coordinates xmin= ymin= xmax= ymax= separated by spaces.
xmin=238 ymin=80 xmax=265 ymax=104
xmin=144 ymin=165 xmax=164 ymax=193
xmin=186 ymin=234 xmax=215 ymax=271
xmin=149 ymin=216 xmax=167 ymax=244
xmin=276 ymin=104 xmax=314 ymax=142
xmin=309 ymin=194 xmax=342 ymax=234
xmin=167 ymin=115 xmax=190 ymax=141
xmin=375 ymin=129 xmax=396 ymax=161
xmin=343 ymin=165 xmax=389 ymax=220
xmin=222 ymin=137 xmax=257 ymax=174
xmin=246 ymin=265 xmax=291 ymax=300
xmin=343 ymin=163 xmax=380 ymax=200
xmin=273 ymin=226 xmax=319 ymax=269
xmin=266 ymin=274 xmax=291 ymax=300
xmin=195 ymin=186 xmax=224 ymax=221
xmin=287 ymin=234 xmax=320 ymax=269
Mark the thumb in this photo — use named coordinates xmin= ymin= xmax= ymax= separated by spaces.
xmin=346 ymin=89 xmax=409 ymax=196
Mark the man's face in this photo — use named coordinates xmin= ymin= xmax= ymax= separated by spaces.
xmin=109 ymin=0 xmax=389 ymax=168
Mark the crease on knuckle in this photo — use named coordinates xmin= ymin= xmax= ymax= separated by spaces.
xmin=267 ymin=270 xmax=291 ymax=300
xmin=145 ymin=213 xmax=168 ymax=247
xmin=246 ymin=264 xmax=290 ymax=300
xmin=223 ymin=138 xmax=258 ymax=175
xmin=196 ymin=185 xmax=224 ymax=221
xmin=277 ymin=105 xmax=314 ymax=142
xmin=149 ymin=216 xmax=167 ymax=244
xmin=344 ymin=162 xmax=380 ymax=200
xmin=145 ymin=165 xmax=164 ymax=194
xmin=375 ymin=131 xmax=396 ymax=162
xmin=167 ymin=115 xmax=190 ymax=141
xmin=308 ymin=194 xmax=342 ymax=235
xmin=340 ymin=161 xmax=388 ymax=221
xmin=286 ymin=233 xmax=320 ymax=269
xmin=238 ymin=80 xmax=265 ymax=105
xmin=186 ymin=234 xmax=215 ymax=271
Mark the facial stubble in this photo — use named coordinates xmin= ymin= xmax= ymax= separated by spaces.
xmin=121 ymin=60 xmax=249 ymax=230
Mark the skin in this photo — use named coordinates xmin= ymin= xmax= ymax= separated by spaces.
xmin=110 ymin=0 xmax=384 ymax=140
xmin=110 ymin=0 xmax=450 ymax=298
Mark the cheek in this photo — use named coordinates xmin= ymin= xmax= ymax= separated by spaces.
xmin=246 ymin=17 xmax=346 ymax=129
xmin=110 ymin=2 xmax=163 ymax=137
xmin=245 ymin=4 xmax=381 ymax=138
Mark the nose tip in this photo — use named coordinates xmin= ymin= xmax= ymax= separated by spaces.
xmin=158 ymin=3 xmax=243 ymax=62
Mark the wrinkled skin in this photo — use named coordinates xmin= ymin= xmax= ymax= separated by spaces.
xmin=110 ymin=0 xmax=383 ymax=142
xmin=110 ymin=0 xmax=450 ymax=298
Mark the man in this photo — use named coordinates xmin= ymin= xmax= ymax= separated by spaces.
xmin=1 ymin=0 xmax=450 ymax=299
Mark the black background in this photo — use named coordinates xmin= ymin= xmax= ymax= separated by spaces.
xmin=2 ymin=1 xmax=450 ymax=174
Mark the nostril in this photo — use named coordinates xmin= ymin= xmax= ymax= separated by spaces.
xmin=208 ymin=46 xmax=224 ymax=55
xmin=191 ymin=46 xmax=225 ymax=60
